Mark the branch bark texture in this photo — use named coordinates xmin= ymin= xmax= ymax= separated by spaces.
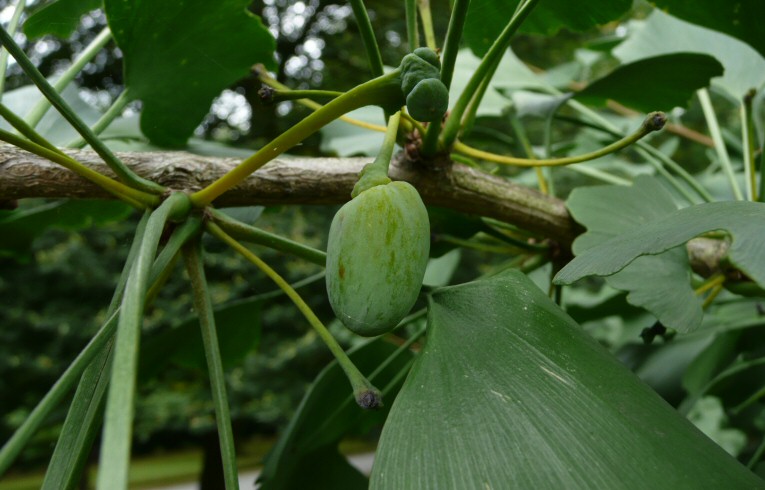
xmin=0 ymin=144 xmax=730 ymax=275
xmin=0 ymin=144 xmax=577 ymax=244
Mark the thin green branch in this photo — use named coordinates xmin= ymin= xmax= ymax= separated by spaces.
xmin=698 ymin=88 xmax=743 ymax=200
xmin=190 ymin=72 xmax=402 ymax=207
xmin=207 ymin=221 xmax=382 ymax=409
xmin=439 ymin=0 xmax=471 ymax=91
xmin=96 ymin=193 xmax=191 ymax=490
xmin=208 ymin=208 xmax=326 ymax=266
xmin=509 ymin=114 xmax=550 ymax=193
xmin=258 ymin=87 xmax=342 ymax=104
xmin=0 ymin=0 xmax=26 ymax=97
xmin=566 ymin=164 xmax=632 ymax=186
xmin=440 ymin=0 xmax=540 ymax=149
xmin=25 ymin=27 xmax=112 ymax=128
xmin=453 ymin=112 xmax=667 ymax=167
xmin=257 ymin=70 xmax=387 ymax=131
xmin=561 ymin=97 xmax=712 ymax=203
xmin=1 ymin=212 xmax=148 ymax=481
xmin=42 ymin=218 xmax=201 ymax=490
xmin=0 ymin=308 xmax=119 ymax=477
xmin=182 ymin=242 xmax=239 ymax=490
xmin=417 ymin=0 xmax=436 ymax=50
xmin=405 ymin=0 xmax=418 ymax=51
xmin=0 ymin=216 xmax=202 ymax=484
xmin=0 ymin=128 xmax=158 ymax=208
xmin=67 ymin=88 xmax=132 ymax=148
xmin=747 ymin=432 xmax=765 ymax=469
xmin=0 ymin=102 xmax=57 ymax=149
xmin=0 ymin=26 xmax=164 ymax=194
xmin=742 ymin=89 xmax=758 ymax=200
xmin=348 ymin=0 xmax=384 ymax=78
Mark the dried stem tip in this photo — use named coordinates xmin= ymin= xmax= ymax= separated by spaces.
xmin=642 ymin=111 xmax=667 ymax=133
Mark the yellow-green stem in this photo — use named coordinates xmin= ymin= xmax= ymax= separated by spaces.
xmin=453 ymin=112 xmax=667 ymax=167
xmin=417 ymin=0 xmax=437 ymax=49
xmin=695 ymin=272 xmax=725 ymax=296
xmin=742 ymin=89 xmax=758 ymax=200
xmin=190 ymin=73 xmax=402 ymax=207
xmin=0 ymin=129 xmax=158 ymax=208
xmin=257 ymin=72 xmax=388 ymax=132
xmin=206 ymin=222 xmax=382 ymax=408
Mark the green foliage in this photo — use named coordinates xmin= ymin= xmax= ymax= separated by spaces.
xmin=575 ymin=53 xmax=724 ymax=112
xmin=371 ymin=270 xmax=763 ymax=488
xmin=2 ymin=0 xmax=765 ymax=488
xmin=259 ymin=338 xmax=414 ymax=489
xmin=649 ymin=0 xmax=765 ymax=59
xmin=613 ymin=10 xmax=765 ymax=98
xmin=565 ymin=176 xmax=704 ymax=332
xmin=463 ymin=0 xmax=632 ymax=56
xmin=104 ymin=0 xmax=276 ymax=147
xmin=23 ymin=0 xmax=101 ymax=39
xmin=555 ymin=201 xmax=765 ymax=290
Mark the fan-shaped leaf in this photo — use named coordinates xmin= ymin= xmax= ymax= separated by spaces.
xmin=555 ymin=201 xmax=765 ymax=290
xmin=370 ymin=270 xmax=762 ymax=489
xmin=104 ymin=0 xmax=276 ymax=147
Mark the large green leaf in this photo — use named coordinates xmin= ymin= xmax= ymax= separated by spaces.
xmin=23 ymin=0 xmax=101 ymax=39
xmin=614 ymin=10 xmax=765 ymax=98
xmin=104 ymin=0 xmax=275 ymax=147
xmin=566 ymin=176 xmax=703 ymax=332
xmin=370 ymin=270 xmax=763 ymax=489
xmin=575 ymin=53 xmax=723 ymax=112
xmin=259 ymin=339 xmax=413 ymax=490
xmin=463 ymin=0 xmax=632 ymax=57
xmin=0 ymin=199 xmax=132 ymax=261
xmin=555 ymin=201 xmax=765 ymax=290
xmin=649 ymin=0 xmax=765 ymax=59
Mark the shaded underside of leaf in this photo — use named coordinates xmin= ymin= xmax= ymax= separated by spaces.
xmin=463 ymin=0 xmax=632 ymax=57
xmin=370 ymin=270 xmax=763 ymax=489
xmin=105 ymin=0 xmax=276 ymax=147
xmin=575 ymin=53 xmax=724 ymax=112
xmin=649 ymin=0 xmax=765 ymax=59
xmin=555 ymin=201 xmax=765 ymax=290
xmin=23 ymin=0 xmax=101 ymax=39
xmin=613 ymin=10 xmax=765 ymax=98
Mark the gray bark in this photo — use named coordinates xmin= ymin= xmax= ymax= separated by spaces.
xmin=0 ymin=143 xmax=729 ymax=275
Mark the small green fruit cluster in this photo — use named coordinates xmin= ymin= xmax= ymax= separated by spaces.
xmin=326 ymin=181 xmax=430 ymax=336
xmin=399 ymin=47 xmax=449 ymax=122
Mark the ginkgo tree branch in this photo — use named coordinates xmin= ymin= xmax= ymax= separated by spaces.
xmin=0 ymin=143 xmax=736 ymax=279
xmin=0 ymin=143 xmax=576 ymax=244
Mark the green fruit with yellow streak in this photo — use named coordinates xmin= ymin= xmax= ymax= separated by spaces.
xmin=326 ymin=181 xmax=430 ymax=336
